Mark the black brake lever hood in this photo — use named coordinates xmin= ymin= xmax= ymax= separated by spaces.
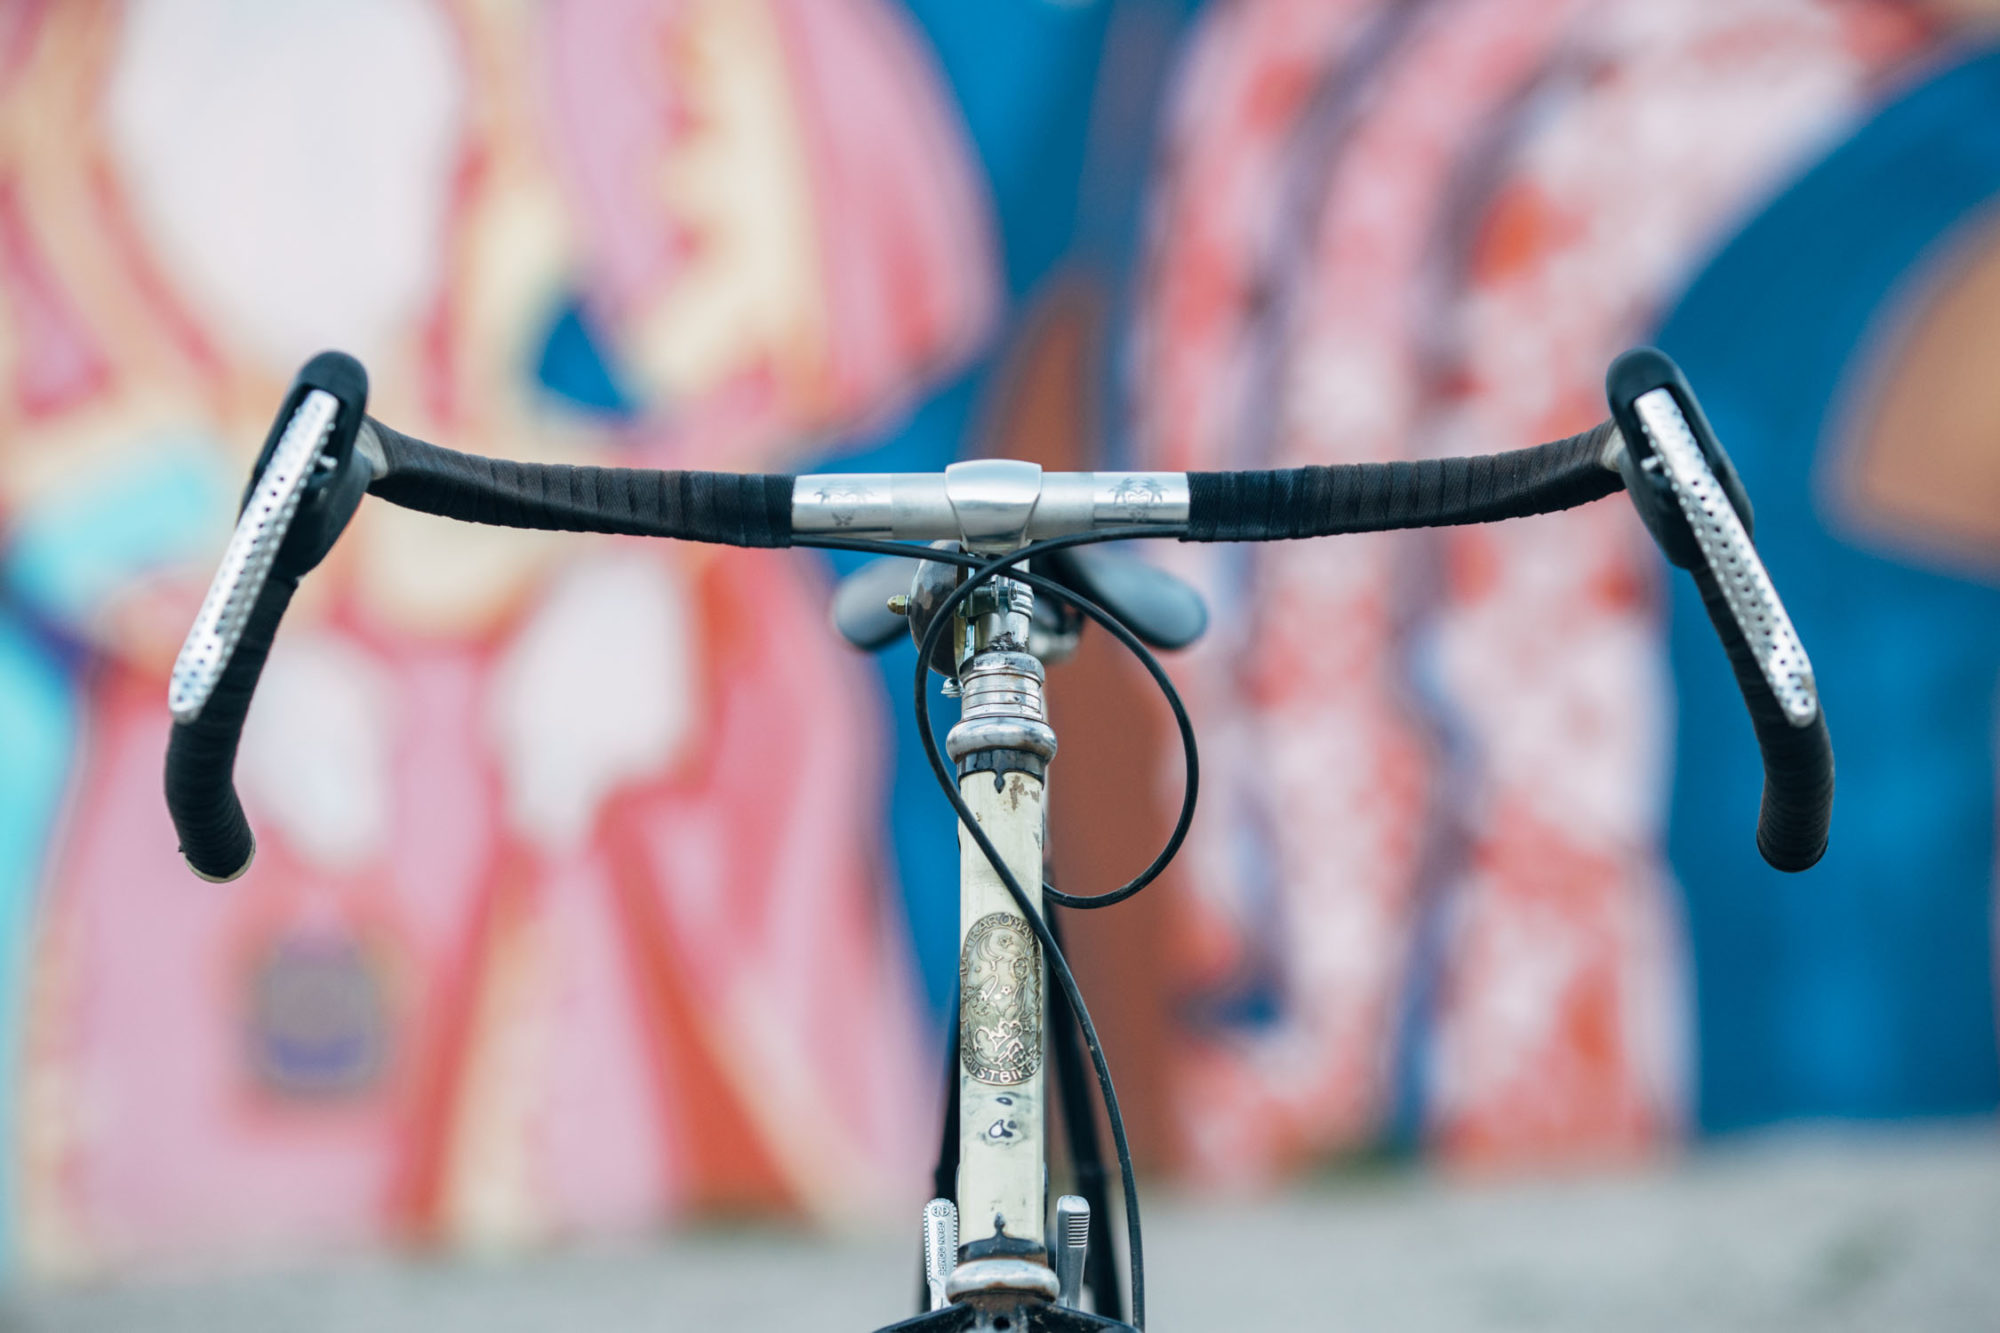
xmin=257 ymin=349 xmax=371 ymax=581
xmin=1607 ymin=346 xmax=1755 ymax=570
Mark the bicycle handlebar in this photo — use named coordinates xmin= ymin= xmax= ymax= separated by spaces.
xmin=165 ymin=347 xmax=1831 ymax=880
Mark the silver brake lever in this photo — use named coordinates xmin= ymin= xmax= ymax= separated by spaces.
xmin=1629 ymin=388 xmax=1819 ymax=726
xmin=167 ymin=389 xmax=341 ymax=724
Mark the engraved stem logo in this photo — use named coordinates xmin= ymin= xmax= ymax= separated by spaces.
xmin=960 ymin=911 xmax=1042 ymax=1084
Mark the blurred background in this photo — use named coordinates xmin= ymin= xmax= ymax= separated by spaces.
xmin=2 ymin=0 xmax=2000 ymax=1327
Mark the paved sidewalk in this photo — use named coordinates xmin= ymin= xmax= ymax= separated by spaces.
xmin=6 ymin=1126 xmax=1997 ymax=1331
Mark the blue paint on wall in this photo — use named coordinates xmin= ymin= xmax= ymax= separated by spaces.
xmin=535 ymin=296 xmax=638 ymax=419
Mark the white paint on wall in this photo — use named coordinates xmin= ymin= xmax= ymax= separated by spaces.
xmin=488 ymin=552 xmax=695 ymax=852
xmin=105 ymin=0 xmax=465 ymax=374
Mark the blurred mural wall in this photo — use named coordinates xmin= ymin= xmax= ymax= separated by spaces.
xmin=0 ymin=0 xmax=1996 ymax=1279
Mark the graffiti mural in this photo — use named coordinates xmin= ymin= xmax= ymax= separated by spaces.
xmin=1131 ymin=0 xmax=1982 ymax=1180
xmin=0 ymin=0 xmax=1997 ymax=1282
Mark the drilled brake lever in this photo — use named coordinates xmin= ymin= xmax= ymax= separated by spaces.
xmin=166 ymin=388 xmax=341 ymax=724
xmin=1626 ymin=386 xmax=1819 ymax=727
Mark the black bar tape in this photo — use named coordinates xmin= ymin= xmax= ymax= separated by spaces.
xmin=365 ymin=422 xmax=794 ymax=548
xmin=1182 ymin=420 xmax=1623 ymax=542
xmin=1689 ymin=563 xmax=1833 ymax=872
xmin=164 ymin=573 xmax=298 ymax=881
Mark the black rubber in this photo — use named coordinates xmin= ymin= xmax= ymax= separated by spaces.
xmin=164 ymin=573 xmax=296 ymax=880
xmin=1690 ymin=562 xmax=1834 ymax=872
xmin=1606 ymin=347 xmax=1754 ymax=568
xmin=1039 ymin=546 xmax=1206 ymax=651
xmin=366 ymin=422 xmax=794 ymax=547
xmin=1182 ymin=420 xmax=1623 ymax=541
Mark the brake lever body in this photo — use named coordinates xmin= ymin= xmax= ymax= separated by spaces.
xmin=167 ymin=352 xmax=372 ymax=723
xmin=1608 ymin=348 xmax=1819 ymax=728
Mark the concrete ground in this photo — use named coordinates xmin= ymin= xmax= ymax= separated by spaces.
xmin=5 ymin=1125 xmax=1997 ymax=1332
